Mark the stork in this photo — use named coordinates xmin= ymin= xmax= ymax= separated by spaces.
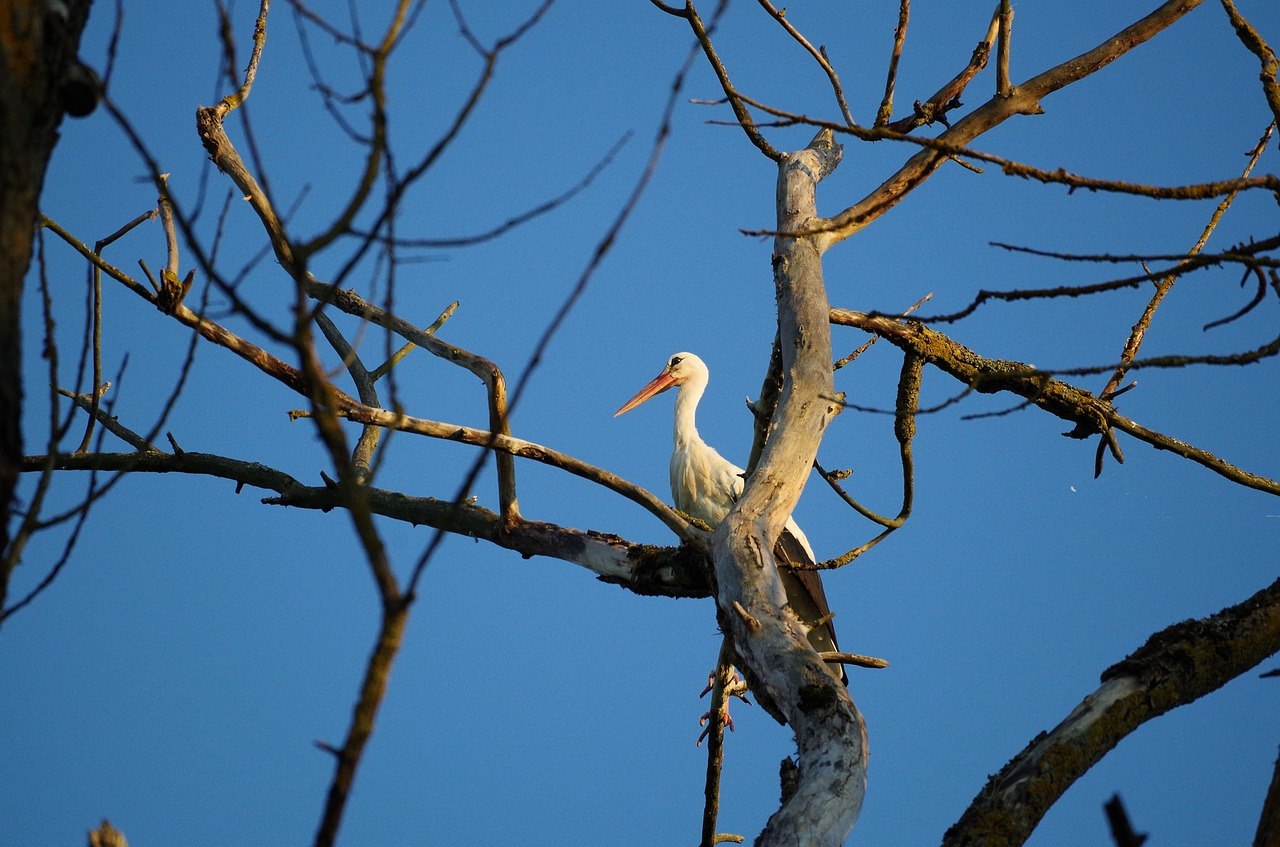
xmin=614 ymin=352 xmax=845 ymax=686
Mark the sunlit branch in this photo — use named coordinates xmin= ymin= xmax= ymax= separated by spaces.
xmin=821 ymin=0 xmax=1208 ymax=249
xmin=716 ymin=96 xmax=1280 ymax=229
xmin=830 ymin=309 xmax=1280 ymax=497
xmin=943 ymin=576 xmax=1280 ymax=847
xmin=874 ymin=0 xmax=909 ymax=126
xmin=756 ymin=0 xmax=856 ymax=128
xmin=887 ymin=5 xmax=1001 ymax=133
xmin=16 ymin=449 xmax=709 ymax=598
xmin=995 ymin=1 xmax=1012 ymax=97
xmin=673 ymin=0 xmax=781 ymax=161
xmin=1220 ymin=0 xmax=1280 ymax=127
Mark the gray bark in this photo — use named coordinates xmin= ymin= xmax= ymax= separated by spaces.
xmin=714 ymin=129 xmax=868 ymax=847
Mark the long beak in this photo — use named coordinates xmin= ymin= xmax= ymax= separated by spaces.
xmin=614 ymin=371 xmax=676 ymax=417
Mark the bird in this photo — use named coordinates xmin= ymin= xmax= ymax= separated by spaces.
xmin=613 ymin=352 xmax=845 ymax=686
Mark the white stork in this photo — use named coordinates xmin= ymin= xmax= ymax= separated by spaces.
xmin=614 ymin=352 xmax=844 ymax=684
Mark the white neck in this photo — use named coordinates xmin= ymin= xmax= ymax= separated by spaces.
xmin=673 ymin=370 xmax=708 ymax=449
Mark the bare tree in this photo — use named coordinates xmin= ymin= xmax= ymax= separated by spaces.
xmin=5 ymin=2 xmax=1279 ymax=845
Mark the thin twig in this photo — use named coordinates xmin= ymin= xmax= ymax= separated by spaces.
xmin=834 ymin=291 xmax=932 ymax=369
xmin=75 ymin=209 xmax=157 ymax=454
xmin=756 ymin=0 xmax=857 ymax=127
xmin=815 ymin=353 xmax=919 ymax=569
xmin=679 ymin=0 xmax=781 ymax=161
xmin=1 ymin=235 xmax=62 ymax=617
xmin=314 ymin=310 xmax=382 ymax=482
xmin=875 ymin=0 xmax=910 ymax=126
xmin=914 ymin=233 xmax=1280 ymax=325
xmin=1104 ymin=795 xmax=1149 ymax=847
xmin=1093 ymin=122 xmax=1274 ymax=474
xmin=831 ymin=309 xmax=1280 ymax=497
xmin=359 ymin=133 xmax=631 ymax=249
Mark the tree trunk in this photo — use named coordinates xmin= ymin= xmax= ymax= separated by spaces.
xmin=715 ymin=128 xmax=868 ymax=847
xmin=0 ymin=0 xmax=94 ymax=601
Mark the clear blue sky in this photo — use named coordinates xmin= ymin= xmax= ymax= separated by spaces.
xmin=5 ymin=2 xmax=1278 ymax=845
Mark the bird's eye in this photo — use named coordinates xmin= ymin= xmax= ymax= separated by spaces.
xmin=670 ymin=356 xmax=683 ymax=367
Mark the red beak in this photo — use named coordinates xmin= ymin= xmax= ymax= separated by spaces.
xmin=614 ymin=371 xmax=677 ymax=417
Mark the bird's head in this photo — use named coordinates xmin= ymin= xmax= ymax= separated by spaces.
xmin=614 ymin=352 xmax=707 ymax=417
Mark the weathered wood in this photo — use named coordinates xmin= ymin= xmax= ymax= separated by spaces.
xmin=713 ymin=129 xmax=867 ymax=847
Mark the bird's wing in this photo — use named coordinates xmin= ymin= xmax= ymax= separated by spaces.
xmin=776 ymin=525 xmax=846 ymax=685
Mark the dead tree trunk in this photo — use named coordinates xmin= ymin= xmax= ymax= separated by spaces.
xmin=715 ymin=128 xmax=867 ymax=847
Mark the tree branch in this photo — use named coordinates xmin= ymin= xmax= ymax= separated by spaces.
xmin=874 ymin=0 xmax=910 ymax=126
xmin=1220 ymin=0 xmax=1280 ymax=127
xmin=304 ymin=279 xmax=520 ymax=522
xmin=19 ymin=450 xmax=710 ymax=597
xmin=944 ymin=576 xmax=1280 ymax=847
xmin=676 ymin=0 xmax=781 ymax=162
xmin=831 ymin=309 xmax=1280 ymax=496
xmin=755 ymin=0 xmax=856 ymax=128
xmin=821 ymin=0 xmax=1206 ymax=248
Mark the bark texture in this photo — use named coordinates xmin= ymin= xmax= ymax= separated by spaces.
xmin=0 ymin=0 xmax=94 ymax=597
xmin=715 ymin=129 xmax=867 ymax=847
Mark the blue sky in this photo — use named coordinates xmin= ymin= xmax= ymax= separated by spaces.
xmin=4 ymin=1 xmax=1278 ymax=845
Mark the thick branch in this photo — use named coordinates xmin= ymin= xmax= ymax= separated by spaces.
xmin=944 ymin=576 xmax=1280 ymax=847
xmin=20 ymin=451 xmax=709 ymax=597
xmin=716 ymin=129 xmax=866 ymax=847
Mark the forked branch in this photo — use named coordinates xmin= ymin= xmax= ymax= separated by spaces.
xmin=830 ymin=309 xmax=1280 ymax=497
